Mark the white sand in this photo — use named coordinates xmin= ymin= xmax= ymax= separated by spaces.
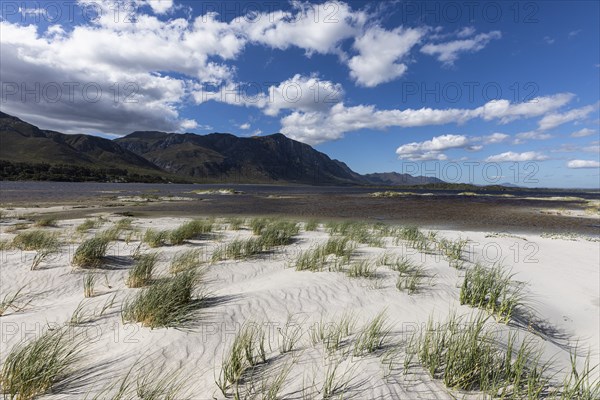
xmin=0 ymin=215 xmax=598 ymax=399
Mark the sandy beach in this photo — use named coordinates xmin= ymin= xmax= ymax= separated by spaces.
xmin=0 ymin=210 xmax=598 ymax=399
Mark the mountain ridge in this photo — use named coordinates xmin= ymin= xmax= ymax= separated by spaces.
xmin=0 ymin=112 xmax=442 ymax=185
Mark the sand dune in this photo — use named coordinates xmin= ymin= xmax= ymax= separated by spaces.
xmin=0 ymin=213 xmax=598 ymax=399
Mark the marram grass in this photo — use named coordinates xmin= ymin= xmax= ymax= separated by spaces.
xmin=72 ymin=236 xmax=110 ymax=268
xmin=121 ymin=269 xmax=202 ymax=328
xmin=0 ymin=328 xmax=82 ymax=400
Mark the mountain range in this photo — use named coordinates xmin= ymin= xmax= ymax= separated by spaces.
xmin=0 ymin=112 xmax=444 ymax=185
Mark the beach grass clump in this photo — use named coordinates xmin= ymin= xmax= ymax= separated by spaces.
xmin=170 ymin=249 xmax=203 ymax=274
xmin=560 ymin=351 xmax=600 ymax=400
xmin=135 ymin=368 xmax=188 ymax=400
xmin=34 ymin=217 xmax=57 ymax=227
xmin=460 ymin=263 xmax=524 ymax=323
xmin=326 ymin=221 xmax=384 ymax=247
xmin=394 ymin=226 xmax=431 ymax=251
xmin=76 ymin=218 xmax=100 ymax=233
xmin=396 ymin=268 xmax=426 ymax=295
xmin=353 ymin=311 xmax=391 ymax=356
xmin=249 ymin=217 xmax=271 ymax=235
xmin=216 ymin=323 xmax=267 ymax=396
xmin=211 ymin=238 xmax=265 ymax=262
xmin=346 ymin=260 xmax=376 ymax=279
xmin=310 ymin=313 xmax=356 ymax=354
xmin=406 ymin=313 xmax=550 ymax=397
xmin=114 ymin=217 xmax=134 ymax=231
xmin=127 ymin=253 xmax=159 ymax=288
xmin=72 ymin=236 xmax=110 ymax=268
xmin=256 ymin=220 xmax=299 ymax=247
xmin=12 ymin=230 xmax=59 ymax=251
xmin=121 ymin=270 xmax=201 ymax=328
xmin=0 ymin=286 xmax=29 ymax=317
xmin=169 ymin=220 xmax=213 ymax=245
xmin=304 ymin=219 xmax=319 ymax=231
xmin=294 ymin=238 xmax=354 ymax=272
xmin=321 ymin=359 xmax=356 ymax=399
xmin=438 ymin=237 xmax=468 ymax=267
xmin=96 ymin=225 xmax=123 ymax=242
xmin=294 ymin=247 xmax=327 ymax=272
xmin=0 ymin=239 xmax=13 ymax=251
xmin=390 ymin=257 xmax=427 ymax=295
xmin=143 ymin=228 xmax=170 ymax=248
xmin=0 ymin=328 xmax=82 ymax=400
xmin=323 ymin=236 xmax=355 ymax=259
xmin=225 ymin=217 xmax=245 ymax=231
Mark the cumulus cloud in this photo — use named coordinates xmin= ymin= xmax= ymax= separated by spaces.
xmin=238 ymin=123 xmax=251 ymax=130
xmin=279 ymin=93 xmax=575 ymax=144
xmin=348 ymin=26 xmax=425 ymax=87
xmin=485 ymin=151 xmax=549 ymax=162
xmin=395 ymin=134 xmax=474 ymax=161
xmin=0 ymin=7 xmax=249 ymax=134
xmin=144 ymin=0 xmax=174 ymax=14
xmin=237 ymin=1 xmax=367 ymax=55
xmin=567 ymin=160 xmax=600 ymax=168
xmin=538 ymin=103 xmax=598 ymax=130
xmin=478 ymin=93 xmax=574 ymax=123
xmin=420 ymin=31 xmax=502 ymax=65
xmin=264 ymin=74 xmax=343 ymax=116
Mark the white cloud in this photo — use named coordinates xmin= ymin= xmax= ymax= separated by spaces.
xmin=570 ymin=128 xmax=596 ymax=137
xmin=485 ymin=151 xmax=548 ymax=162
xmin=482 ymin=132 xmax=510 ymax=144
xmin=279 ymin=93 xmax=575 ymax=144
xmin=395 ymin=134 xmax=472 ymax=161
xmin=0 ymin=9 xmax=251 ymax=134
xmin=144 ymin=0 xmax=174 ymax=14
xmin=348 ymin=26 xmax=425 ymax=87
xmin=239 ymin=123 xmax=251 ymax=130
xmin=478 ymin=93 xmax=574 ymax=123
xmin=538 ymin=103 xmax=598 ymax=130
xmin=237 ymin=1 xmax=367 ymax=56
xmin=264 ymin=74 xmax=343 ymax=116
xmin=543 ymin=36 xmax=555 ymax=45
xmin=420 ymin=31 xmax=501 ymax=65
xmin=456 ymin=26 xmax=476 ymax=38
xmin=567 ymin=160 xmax=600 ymax=169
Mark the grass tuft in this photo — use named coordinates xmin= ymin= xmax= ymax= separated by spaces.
xmin=72 ymin=236 xmax=110 ymax=268
xmin=121 ymin=270 xmax=202 ymax=328
xmin=170 ymin=249 xmax=203 ymax=274
xmin=460 ymin=263 xmax=524 ymax=323
xmin=346 ymin=259 xmax=376 ymax=279
xmin=216 ymin=322 xmax=267 ymax=396
xmin=169 ymin=220 xmax=213 ymax=245
xmin=0 ymin=328 xmax=82 ymax=400
xmin=34 ymin=217 xmax=57 ymax=227
xmin=406 ymin=312 xmax=552 ymax=397
xmin=76 ymin=219 xmax=100 ymax=233
xmin=0 ymin=286 xmax=29 ymax=317
xmin=353 ymin=311 xmax=391 ymax=356
xmin=127 ymin=253 xmax=159 ymax=288
xmin=143 ymin=229 xmax=170 ymax=248
xmin=12 ymin=230 xmax=59 ymax=251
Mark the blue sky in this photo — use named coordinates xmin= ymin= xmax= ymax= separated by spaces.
xmin=1 ymin=0 xmax=599 ymax=188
